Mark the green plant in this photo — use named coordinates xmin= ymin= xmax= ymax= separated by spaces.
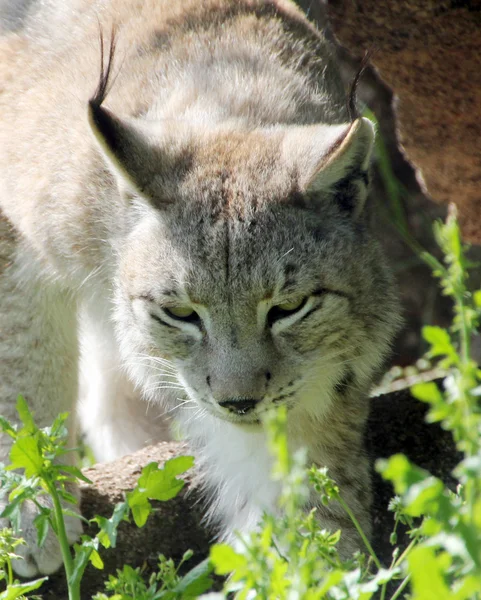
xmin=93 ymin=553 xmax=212 ymax=600
xmin=0 ymin=400 xmax=93 ymax=600
xmin=0 ymin=400 xmax=200 ymax=600
xmin=0 ymin=528 xmax=45 ymax=600
xmin=378 ymin=208 xmax=481 ymax=599
xmin=209 ymin=406 xmax=405 ymax=600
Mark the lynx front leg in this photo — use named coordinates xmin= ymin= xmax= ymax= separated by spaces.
xmin=306 ymin=400 xmax=373 ymax=559
xmin=78 ymin=299 xmax=171 ymax=463
xmin=0 ymin=233 xmax=82 ymax=577
xmin=312 ymin=451 xmax=372 ymax=558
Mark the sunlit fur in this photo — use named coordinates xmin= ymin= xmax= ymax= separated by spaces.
xmin=0 ymin=0 xmax=401 ymax=575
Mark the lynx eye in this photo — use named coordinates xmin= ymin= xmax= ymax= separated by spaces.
xmin=277 ymin=298 xmax=305 ymax=312
xmin=267 ymin=297 xmax=308 ymax=326
xmin=164 ymin=306 xmax=198 ymax=322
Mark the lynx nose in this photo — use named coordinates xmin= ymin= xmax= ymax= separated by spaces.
xmin=218 ymin=398 xmax=258 ymax=415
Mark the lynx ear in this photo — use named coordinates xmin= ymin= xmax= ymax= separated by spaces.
xmin=287 ymin=118 xmax=375 ymax=218
xmin=88 ymin=102 xmax=159 ymax=198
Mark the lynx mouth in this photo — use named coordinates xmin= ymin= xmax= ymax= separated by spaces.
xmin=214 ymin=409 xmax=262 ymax=426
xmin=211 ymin=398 xmax=293 ymax=426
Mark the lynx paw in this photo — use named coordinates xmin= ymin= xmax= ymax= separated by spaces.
xmin=0 ymin=495 xmax=83 ymax=577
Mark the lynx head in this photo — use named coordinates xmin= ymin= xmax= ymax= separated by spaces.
xmin=89 ymin=98 xmax=401 ymax=426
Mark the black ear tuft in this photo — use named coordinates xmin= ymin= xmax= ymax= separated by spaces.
xmin=89 ymin=24 xmax=118 ymax=112
xmin=88 ymin=25 xmax=121 ymax=152
xmin=87 ymin=25 xmax=154 ymax=197
xmin=347 ymin=47 xmax=377 ymax=122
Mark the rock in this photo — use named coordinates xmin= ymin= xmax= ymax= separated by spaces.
xmin=40 ymin=444 xmax=212 ymax=600
xmin=326 ymin=0 xmax=481 ymax=245
xmin=38 ymin=387 xmax=458 ymax=599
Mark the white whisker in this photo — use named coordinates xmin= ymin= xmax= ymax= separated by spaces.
xmin=161 ymin=398 xmax=195 ymax=417
xmin=129 ymin=363 xmax=180 ymax=378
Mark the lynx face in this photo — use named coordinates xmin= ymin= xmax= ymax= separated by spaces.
xmin=105 ymin=123 xmax=398 ymax=426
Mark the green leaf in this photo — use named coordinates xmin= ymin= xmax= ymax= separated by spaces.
xmin=376 ymin=454 xmax=423 ymax=494
xmin=57 ymin=489 xmax=78 ymax=505
xmin=210 ymin=544 xmax=247 ymax=575
xmin=0 ymin=417 xmax=17 ymax=438
xmin=172 ymin=557 xmax=214 ymax=596
xmin=452 ymin=574 xmax=481 ymax=600
xmin=0 ymin=577 xmax=47 ymax=600
xmin=15 ymin=396 xmax=36 ymax=435
xmin=131 ymin=500 xmax=152 ymax=528
xmin=71 ymin=544 xmax=92 ymax=586
xmin=377 ymin=455 xmax=452 ymax=521
xmin=422 ymin=326 xmax=456 ymax=360
xmin=473 ymin=289 xmax=481 ymax=309
xmin=49 ymin=412 xmax=70 ymax=439
xmin=33 ymin=510 xmax=50 ymax=548
xmin=137 ymin=461 xmax=186 ymax=501
xmin=411 ymin=382 xmax=443 ymax=405
xmin=9 ymin=437 xmax=43 ymax=477
xmin=89 ymin=548 xmax=104 ymax=570
xmin=408 ymin=546 xmax=451 ymax=599
xmin=126 ymin=460 xmax=189 ymax=527
xmin=60 ymin=510 xmax=88 ymax=530
xmin=52 ymin=464 xmax=93 ymax=485
xmin=164 ymin=455 xmax=194 ymax=477
xmin=1 ymin=496 xmax=24 ymax=532
xmin=93 ymin=501 xmax=130 ymax=549
xmin=71 ymin=537 xmax=103 ymax=585
xmin=403 ymin=477 xmax=445 ymax=517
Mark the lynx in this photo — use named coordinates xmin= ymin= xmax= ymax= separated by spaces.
xmin=0 ymin=0 xmax=401 ymax=576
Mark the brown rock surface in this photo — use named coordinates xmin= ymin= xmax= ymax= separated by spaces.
xmin=40 ymin=443 xmax=212 ymax=600
xmin=38 ymin=387 xmax=458 ymax=600
xmin=326 ymin=0 xmax=481 ymax=243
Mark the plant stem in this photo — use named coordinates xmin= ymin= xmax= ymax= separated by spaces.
xmin=390 ymin=574 xmax=411 ymax=600
xmin=380 ymin=581 xmax=387 ymax=600
xmin=271 ymin=537 xmax=289 ymax=563
xmin=395 ymin=226 xmax=446 ymax=276
xmin=7 ymin=556 xmax=13 ymax=587
xmin=46 ymin=479 xmax=80 ymax=600
xmin=334 ymin=492 xmax=382 ymax=570
xmin=451 ymin=249 xmax=479 ymax=523
xmin=393 ymin=535 xmax=420 ymax=569
xmin=457 ymin=296 xmax=471 ymax=367
xmin=378 ymin=535 xmax=419 ymax=600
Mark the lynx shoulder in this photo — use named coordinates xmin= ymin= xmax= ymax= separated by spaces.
xmin=0 ymin=0 xmax=401 ymax=575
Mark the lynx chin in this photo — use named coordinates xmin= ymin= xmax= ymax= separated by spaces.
xmin=0 ymin=0 xmax=401 ymax=576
